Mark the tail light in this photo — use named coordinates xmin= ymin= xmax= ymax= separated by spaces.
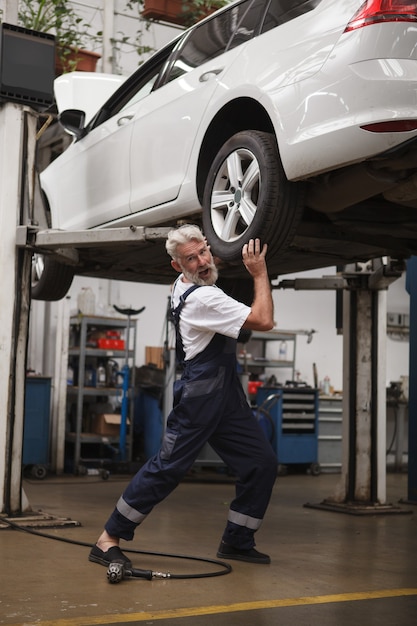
xmin=361 ymin=120 xmax=417 ymax=132
xmin=345 ymin=0 xmax=417 ymax=32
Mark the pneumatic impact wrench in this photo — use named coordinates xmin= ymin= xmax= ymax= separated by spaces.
xmin=107 ymin=561 xmax=171 ymax=584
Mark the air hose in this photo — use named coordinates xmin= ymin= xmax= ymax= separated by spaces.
xmin=2 ymin=517 xmax=232 ymax=582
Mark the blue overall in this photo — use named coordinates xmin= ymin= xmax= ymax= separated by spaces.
xmin=105 ymin=286 xmax=277 ymax=549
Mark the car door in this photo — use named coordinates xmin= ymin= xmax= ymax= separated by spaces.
xmin=41 ymin=109 xmax=134 ymax=231
xmin=128 ymin=0 xmax=255 ymax=215
xmin=42 ymin=45 xmax=176 ymax=231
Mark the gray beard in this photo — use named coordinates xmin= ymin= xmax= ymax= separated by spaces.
xmin=183 ymin=262 xmax=218 ymax=286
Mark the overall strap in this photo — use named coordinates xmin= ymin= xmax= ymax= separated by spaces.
xmin=171 ymin=283 xmax=202 ymax=364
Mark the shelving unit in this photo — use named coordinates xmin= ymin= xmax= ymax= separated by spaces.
xmin=66 ymin=315 xmax=136 ymax=473
xmin=237 ymin=330 xmax=297 ymax=382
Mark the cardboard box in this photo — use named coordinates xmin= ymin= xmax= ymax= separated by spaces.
xmin=145 ymin=346 xmax=164 ymax=369
xmin=91 ymin=413 xmax=129 ymax=437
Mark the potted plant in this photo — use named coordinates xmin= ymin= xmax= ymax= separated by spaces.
xmin=18 ymin=0 xmax=102 ymax=74
xmin=142 ymin=0 xmax=227 ymax=28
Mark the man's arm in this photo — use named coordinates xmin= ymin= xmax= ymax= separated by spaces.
xmin=241 ymin=239 xmax=274 ymax=331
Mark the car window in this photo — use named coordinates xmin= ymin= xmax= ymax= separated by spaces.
xmin=118 ymin=65 xmax=162 ymax=113
xmin=165 ymin=0 xmax=253 ymax=83
xmin=227 ymin=0 xmax=269 ymax=50
xmin=261 ymin=0 xmax=322 ymax=33
xmin=89 ymin=40 xmax=179 ymax=129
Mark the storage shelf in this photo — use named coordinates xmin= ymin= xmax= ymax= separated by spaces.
xmin=66 ymin=314 xmax=136 ymax=472
xmin=67 ymin=385 xmax=128 ymax=397
xmin=239 ymin=329 xmax=297 ymax=381
xmin=69 ymin=348 xmax=134 ymax=358
xmin=65 ymin=432 xmax=120 ymax=444
xmin=238 ymin=357 xmax=293 ymax=368
xmin=70 ymin=315 xmax=133 ymax=327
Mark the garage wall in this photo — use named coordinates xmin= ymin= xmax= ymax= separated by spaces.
xmin=270 ymin=267 xmax=410 ymax=393
xmin=28 ymin=266 xmax=410 ymax=394
xmin=28 ymin=275 xmax=171 ymax=379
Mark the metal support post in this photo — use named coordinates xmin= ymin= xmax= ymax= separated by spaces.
xmin=339 ymin=287 xmax=387 ymax=504
xmin=0 ymin=104 xmax=35 ymax=514
xmin=404 ymin=257 xmax=417 ymax=503
xmin=305 ymin=260 xmax=410 ymax=514
xmin=394 ymin=402 xmax=407 ymax=472
xmin=50 ymin=296 xmax=71 ymax=474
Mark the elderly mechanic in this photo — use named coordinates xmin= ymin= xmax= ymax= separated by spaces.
xmin=89 ymin=224 xmax=277 ymax=567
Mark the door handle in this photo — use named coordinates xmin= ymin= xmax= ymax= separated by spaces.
xmin=117 ymin=115 xmax=134 ymax=126
xmin=199 ymin=68 xmax=224 ymax=82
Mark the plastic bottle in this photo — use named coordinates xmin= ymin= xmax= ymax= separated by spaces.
xmin=279 ymin=341 xmax=287 ymax=360
xmin=106 ymin=360 xmax=118 ymax=387
xmin=77 ymin=287 xmax=95 ymax=315
xmin=323 ymin=376 xmax=331 ymax=395
xmin=67 ymin=364 xmax=74 ymax=386
xmin=96 ymin=362 xmax=106 ymax=388
xmin=84 ymin=365 xmax=95 ymax=387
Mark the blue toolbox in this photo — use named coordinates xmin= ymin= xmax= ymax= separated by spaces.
xmin=255 ymin=386 xmax=320 ymax=475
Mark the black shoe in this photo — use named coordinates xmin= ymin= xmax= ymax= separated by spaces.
xmin=216 ymin=541 xmax=271 ymax=564
xmin=88 ymin=545 xmax=132 ymax=568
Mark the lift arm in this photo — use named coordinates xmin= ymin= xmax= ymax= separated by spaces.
xmin=16 ymin=225 xmax=171 ymax=252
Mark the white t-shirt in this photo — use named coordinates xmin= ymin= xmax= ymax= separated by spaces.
xmin=172 ymin=276 xmax=251 ymax=361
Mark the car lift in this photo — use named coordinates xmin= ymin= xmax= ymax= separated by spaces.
xmin=275 ymin=262 xmax=413 ymax=515
xmin=1 ymin=82 xmax=416 ymax=520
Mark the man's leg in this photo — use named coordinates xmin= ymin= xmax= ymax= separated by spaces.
xmin=210 ymin=402 xmax=277 ymax=562
xmin=90 ymin=391 xmax=226 ymax=565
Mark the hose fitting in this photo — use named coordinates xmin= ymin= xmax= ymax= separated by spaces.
xmin=107 ymin=562 xmax=154 ymax=584
xmin=152 ymin=571 xmax=171 ymax=579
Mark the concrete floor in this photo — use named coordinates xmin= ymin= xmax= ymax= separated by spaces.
xmin=1 ymin=470 xmax=416 ymax=626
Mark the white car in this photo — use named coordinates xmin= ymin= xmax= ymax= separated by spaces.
xmin=35 ymin=0 xmax=417 ymax=300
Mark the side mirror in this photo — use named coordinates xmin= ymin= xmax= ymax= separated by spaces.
xmin=59 ymin=109 xmax=86 ymax=140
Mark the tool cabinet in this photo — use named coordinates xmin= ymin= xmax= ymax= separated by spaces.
xmin=256 ymin=386 xmax=319 ymax=474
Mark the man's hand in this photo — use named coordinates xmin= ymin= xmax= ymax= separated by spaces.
xmin=241 ymin=238 xmax=274 ymax=331
xmin=242 ymin=238 xmax=268 ymax=277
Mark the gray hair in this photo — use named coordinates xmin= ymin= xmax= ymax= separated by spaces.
xmin=165 ymin=224 xmax=204 ymax=260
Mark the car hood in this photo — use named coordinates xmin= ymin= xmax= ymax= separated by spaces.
xmin=54 ymin=72 xmax=128 ymax=124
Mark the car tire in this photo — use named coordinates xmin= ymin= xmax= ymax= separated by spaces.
xmin=31 ymin=254 xmax=75 ymax=301
xmin=202 ymin=130 xmax=303 ymax=261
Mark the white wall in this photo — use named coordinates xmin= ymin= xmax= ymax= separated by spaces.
xmin=28 ymin=265 xmax=411 ymax=395
xmin=270 ymin=268 xmax=344 ymax=391
xmin=268 ymin=267 xmax=409 ymax=392
xmin=28 ymin=275 xmax=172 ymax=376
